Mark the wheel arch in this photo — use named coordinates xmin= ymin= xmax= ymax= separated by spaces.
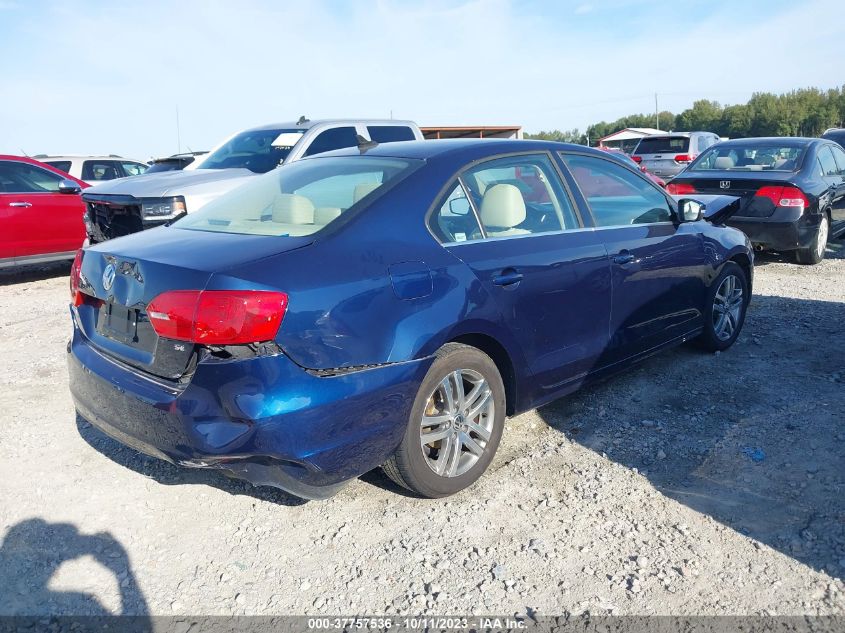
xmin=727 ymin=252 xmax=753 ymax=294
xmin=448 ymin=333 xmax=518 ymax=416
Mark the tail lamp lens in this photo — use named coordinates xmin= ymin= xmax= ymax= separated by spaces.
xmin=755 ymin=186 xmax=808 ymax=208
xmin=70 ymin=249 xmax=84 ymax=306
xmin=674 ymin=154 xmax=694 ymax=162
xmin=631 ymin=155 xmax=643 ymax=163
xmin=146 ymin=290 xmax=288 ymax=345
xmin=666 ymin=182 xmax=697 ymax=195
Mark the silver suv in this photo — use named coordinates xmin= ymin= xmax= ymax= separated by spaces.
xmin=632 ymin=132 xmax=720 ymax=180
xmin=82 ymin=118 xmax=422 ymax=243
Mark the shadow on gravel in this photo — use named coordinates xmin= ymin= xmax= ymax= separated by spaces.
xmin=75 ymin=414 xmax=307 ymax=507
xmin=536 ymin=293 xmax=845 ymax=580
xmin=754 ymin=235 xmax=845 ymax=266
xmin=0 ymin=518 xmax=149 ymax=618
xmin=0 ymin=261 xmax=71 ymax=286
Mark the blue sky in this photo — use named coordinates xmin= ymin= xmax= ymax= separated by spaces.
xmin=1 ymin=0 xmax=842 ymax=159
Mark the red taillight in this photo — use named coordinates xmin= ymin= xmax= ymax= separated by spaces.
xmin=755 ymin=185 xmax=808 ymax=208
xmin=673 ymin=154 xmax=694 ymax=163
xmin=631 ymin=155 xmax=642 ymax=163
xmin=70 ymin=249 xmax=84 ymax=306
xmin=666 ymin=182 xmax=697 ymax=195
xmin=146 ymin=290 xmax=288 ymax=345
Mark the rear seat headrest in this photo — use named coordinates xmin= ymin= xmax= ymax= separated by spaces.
xmin=353 ymin=182 xmax=380 ymax=203
xmin=272 ymin=193 xmax=314 ymax=224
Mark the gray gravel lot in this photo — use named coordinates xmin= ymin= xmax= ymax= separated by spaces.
xmin=0 ymin=242 xmax=843 ymax=617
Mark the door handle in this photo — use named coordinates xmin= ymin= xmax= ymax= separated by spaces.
xmin=492 ymin=269 xmax=524 ymax=287
xmin=613 ymin=251 xmax=636 ymax=265
xmin=9 ymin=202 xmax=32 ymax=208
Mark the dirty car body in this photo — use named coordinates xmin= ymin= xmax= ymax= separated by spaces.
xmin=68 ymin=140 xmax=752 ymax=499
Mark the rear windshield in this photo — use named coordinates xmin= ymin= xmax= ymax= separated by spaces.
xmin=690 ymin=143 xmax=806 ymax=172
xmin=198 ymin=128 xmax=305 ymax=173
xmin=174 ymin=156 xmax=420 ymax=237
xmin=634 ymin=136 xmax=690 ymax=155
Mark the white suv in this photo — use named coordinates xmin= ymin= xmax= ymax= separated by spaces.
xmin=35 ymin=155 xmax=148 ymax=185
xmin=82 ymin=118 xmax=423 ymax=243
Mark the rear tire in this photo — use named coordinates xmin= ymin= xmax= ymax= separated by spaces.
xmin=382 ymin=343 xmax=506 ymax=498
xmin=697 ymin=262 xmax=749 ymax=352
xmin=793 ymin=213 xmax=828 ymax=265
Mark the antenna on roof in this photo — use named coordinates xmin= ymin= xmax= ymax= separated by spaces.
xmin=297 ymin=115 xmax=310 ymax=126
xmin=21 ymin=148 xmax=29 ymax=157
xmin=356 ymin=134 xmax=378 ymax=153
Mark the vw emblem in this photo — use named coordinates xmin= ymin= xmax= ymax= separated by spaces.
xmin=102 ymin=263 xmax=116 ymax=291
xmin=719 ymin=180 xmax=731 ymax=189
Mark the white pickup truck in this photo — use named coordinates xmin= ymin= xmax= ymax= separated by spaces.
xmin=82 ymin=118 xmax=422 ymax=243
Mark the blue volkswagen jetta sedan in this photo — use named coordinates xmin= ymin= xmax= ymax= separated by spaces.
xmin=68 ymin=140 xmax=752 ymax=499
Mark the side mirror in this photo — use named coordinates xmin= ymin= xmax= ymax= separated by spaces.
xmin=449 ymin=197 xmax=471 ymax=215
xmin=678 ymin=198 xmax=704 ymax=222
xmin=58 ymin=179 xmax=82 ymax=195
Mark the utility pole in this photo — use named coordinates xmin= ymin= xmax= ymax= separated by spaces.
xmin=655 ymin=93 xmax=659 ymax=130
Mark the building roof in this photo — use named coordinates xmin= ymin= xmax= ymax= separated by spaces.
xmin=597 ymin=127 xmax=664 ymax=143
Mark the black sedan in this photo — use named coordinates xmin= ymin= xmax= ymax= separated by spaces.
xmin=667 ymin=137 xmax=845 ymax=264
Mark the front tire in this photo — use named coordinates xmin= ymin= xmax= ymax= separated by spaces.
xmin=793 ymin=213 xmax=828 ymax=265
xmin=382 ymin=343 xmax=506 ymax=498
xmin=697 ymin=262 xmax=749 ymax=352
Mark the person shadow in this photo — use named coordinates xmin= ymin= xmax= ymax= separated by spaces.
xmin=0 ymin=518 xmax=150 ymax=625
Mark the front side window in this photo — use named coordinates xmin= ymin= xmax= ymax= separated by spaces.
xmin=0 ymin=161 xmax=63 ymax=193
xmin=303 ymin=127 xmax=360 ymax=157
xmin=174 ymin=156 xmax=419 ymax=237
xmin=429 ymin=182 xmax=482 ymax=243
xmin=461 ymin=154 xmax=578 ymax=237
xmin=199 ymin=128 xmax=305 ymax=173
xmin=562 ymin=154 xmax=672 ymax=226
xmin=691 ymin=143 xmax=806 ymax=172
xmin=121 ymin=161 xmax=147 ymax=177
xmin=82 ymin=160 xmax=121 ymax=181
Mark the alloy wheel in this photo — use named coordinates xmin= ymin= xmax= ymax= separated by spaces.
xmin=817 ymin=216 xmax=829 ymax=259
xmin=419 ymin=368 xmax=494 ymax=478
xmin=712 ymin=274 xmax=744 ymax=341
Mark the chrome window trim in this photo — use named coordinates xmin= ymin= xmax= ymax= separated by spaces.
xmin=439 ymin=221 xmax=676 ymax=247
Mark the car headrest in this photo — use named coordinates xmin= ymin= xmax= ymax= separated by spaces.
xmin=272 ymin=193 xmax=315 ymax=224
xmin=314 ymin=207 xmax=342 ymax=224
xmin=480 ymin=184 xmax=526 ymax=229
xmin=713 ymin=156 xmax=735 ymax=169
xmin=353 ymin=182 xmax=380 ymax=203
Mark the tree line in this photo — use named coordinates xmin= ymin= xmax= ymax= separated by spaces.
xmin=527 ymin=86 xmax=845 ymax=145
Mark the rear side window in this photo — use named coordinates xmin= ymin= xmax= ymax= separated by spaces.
xmin=44 ymin=160 xmax=72 ymax=174
xmin=367 ymin=126 xmax=416 ymax=143
xmin=174 ymin=156 xmax=419 ymax=237
xmin=303 ymin=127 xmax=359 ymax=157
xmin=562 ymin=154 xmax=672 ymax=227
xmin=829 ymin=144 xmax=845 ymax=174
xmin=82 ymin=160 xmax=121 ymax=181
xmin=0 ymin=161 xmax=63 ymax=193
xmin=462 ymin=153 xmax=579 ymax=237
xmin=818 ymin=146 xmax=839 ymax=177
xmin=634 ymin=136 xmax=690 ymax=155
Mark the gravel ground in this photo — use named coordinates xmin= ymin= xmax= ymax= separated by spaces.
xmin=0 ymin=241 xmax=843 ymax=618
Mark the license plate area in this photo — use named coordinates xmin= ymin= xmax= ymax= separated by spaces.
xmin=97 ymin=302 xmax=139 ymax=344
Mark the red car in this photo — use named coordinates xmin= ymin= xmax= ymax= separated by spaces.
xmin=0 ymin=155 xmax=89 ymax=268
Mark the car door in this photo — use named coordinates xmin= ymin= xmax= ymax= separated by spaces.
xmin=430 ymin=152 xmax=611 ymax=390
xmin=558 ymin=152 xmax=707 ymax=365
xmin=0 ymin=160 xmax=85 ymax=258
xmin=822 ymin=144 xmax=845 ymax=233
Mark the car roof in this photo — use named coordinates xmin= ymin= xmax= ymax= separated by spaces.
xmin=243 ymin=119 xmax=418 ymax=133
xmin=710 ymin=137 xmax=820 ymax=146
xmin=638 ymin=131 xmax=715 ymax=139
xmin=32 ymin=154 xmax=146 ymax=161
xmin=304 ymin=138 xmax=615 ymax=164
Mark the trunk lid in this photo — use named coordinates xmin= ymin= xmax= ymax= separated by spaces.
xmin=77 ymin=226 xmax=311 ymax=379
xmin=674 ymin=171 xmax=799 ymax=218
